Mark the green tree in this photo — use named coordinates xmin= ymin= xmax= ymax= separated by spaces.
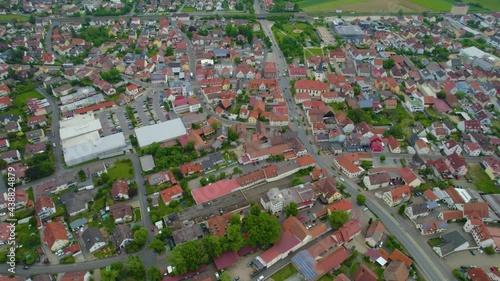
xmin=243 ymin=210 xmax=282 ymax=247
xmin=356 ymin=194 xmax=366 ymax=205
xmin=484 ymin=246 xmax=495 ymax=255
xmin=124 ymin=255 xmax=146 ymax=280
xmin=285 ymin=202 xmax=299 ymax=217
xmin=455 ymin=91 xmax=466 ymax=100
xmin=230 ymin=213 xmax=241 ymax=225
xmin=398 ymin=204 xmax=406 ymax=215
xmin=29 ymin=14 xmax=36 ymax=24
xmin=171 ymin=241 xmax=209 ymax=275
xmin=200 ymin=177 xmax=208 ymax=186
xmin=133 ymin=227 xmax=148 ymax=246
xmin=380 ymin=155 xmax=386 ymax=162
xmin=220 ymin=272 xmax=232 ymax=281
xmin=437 ymin=91 xmax=446 ymax=100
xmin=383 ymin=58 xmax=395 ymax=70
xmin=147 ymin=266 xmax=162 ymax=281
xmin=166 ymin=46 xmax=174 ymax=56
xmin=329 ymin=210 xmax=349 ymax=229
xmin=226 ymin=224 xmax=245 ymax=251
xmin=234 ymin=57 xmax=241 ymax=65
xmin=202 ymin=236 xmax=223 ymax=258
xmin=384 ymin=125 xmax=404 ymax=139
xmin=148 ymin=238 xmax=166 ymax=254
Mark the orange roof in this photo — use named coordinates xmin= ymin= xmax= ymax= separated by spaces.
xmin=390 ymin=249 xmax=413 ymax=267
xmin=377 ymin=248 xmax=390 ymax=260
xmin=43 ymin=221 xmax=69 ymax=249
xmin=295 ymin=155 xmax=316 ymax=167
xmin=160 ymin=184 xmax=183 ymax=204
xmin=423 ymin=189 xmax=438 ymax=201
xmin=327 ymin=199 xmax=353 ymax=213
xmin=282 ymin=216 xmax=309 ymax=241
xmin=75 ymin=101 xmax=115 ymax=114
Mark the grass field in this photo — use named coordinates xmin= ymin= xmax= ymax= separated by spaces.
xmin=0 ymin=14 xmax=29 ymax=21
xmin=271 ymin=264 xmax=298 ymax=281
xmin=108 ymin=161 xmax=133 ymax=181
xmin=181 ymin=6 xmax=196 ymax=12
xmin=0 ymin=90 xmax=43 ymax=116
xmin=408 ymin=0 xmax=500 ymax=12
xmin=304 ymin=47 xmax=323 ymax=59
xmin=298 ymin=0 xmax=500 ymax=13
xmin=467 ymin=164 xmax=497 ymax=194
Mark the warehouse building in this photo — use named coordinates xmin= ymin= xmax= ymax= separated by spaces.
xmin=330 ymin=24 xmax=365 ymax=43
xmin=60 ymin=113 xmax=129 ymax=166
xmin=134 ymin=118 xmax=187 ymax=147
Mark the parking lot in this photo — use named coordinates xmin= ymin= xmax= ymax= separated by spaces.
xmin=317 ymin=26 xmax=336 ymax=46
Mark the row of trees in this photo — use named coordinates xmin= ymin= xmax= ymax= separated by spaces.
xmin=171 ymin=206 xmax=281 ymax=275
xmin=101 ymin=256 xmax=165 ymax=281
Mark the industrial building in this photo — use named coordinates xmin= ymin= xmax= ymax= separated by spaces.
xmin=134 ymin=118 xmax=187 ymax=147
xmin=60 ymin=114 xmax=129 ymax=166
xmin=330 ymin=24 xmax=365 ymax=43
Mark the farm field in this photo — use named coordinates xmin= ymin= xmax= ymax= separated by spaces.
xmin=298 ymin=0 xmax=499 ymax=13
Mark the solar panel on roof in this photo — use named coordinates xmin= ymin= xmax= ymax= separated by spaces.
xmin=292 ymin=251 xmax=317 ymax=281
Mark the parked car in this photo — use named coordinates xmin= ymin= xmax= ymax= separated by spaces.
xmin=470 ymin=249 xmax=476 ymax=256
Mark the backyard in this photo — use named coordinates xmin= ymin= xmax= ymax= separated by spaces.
xmin=467 ymin=164 xmax=497 ymax=194
xmin=270 ymin=264 xmax=298 ymax=281
xmin=108 ymin=160 xmax=134 ymax=181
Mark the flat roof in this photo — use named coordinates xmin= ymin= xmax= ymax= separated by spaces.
xmin=63 ymin=133 xmax=126 ymax=165
xmin=334 ymin=25 xmax=365 ymax=36
xmin=134 ymin=118 xmax=187 ymax=147
xmin=191 ymin=178 xmax=240 ymax=204
xmin=62 ymin=131 xmax=100 ymax=148
xmin=59 ymin=114 xmax=102 ymax=141
xmin=139 ymin=155 xmax=155 ymax=171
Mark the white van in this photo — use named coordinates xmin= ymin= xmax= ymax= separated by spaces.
xmin=257 ymin=276 xmax=264 ymax=281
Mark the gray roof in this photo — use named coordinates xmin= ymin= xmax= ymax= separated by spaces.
xmin=172 ymin=224 xmax=204 ymax=245
xmin=140 ymin=155 xmax=155 ymax=172
xmin=81 ymin=227 xmax=105 ymax=251
xmin=69 ymin=218 xmax=87 ymax=230
xmin=112 ymin=224 xmax=133 ymax=248
xmin=333 ymin=25 xmax=365 ymax=36
xmin=60 ymin=191 xmax=93 ymax=215
xmin=440 ymin=230 xmax=468 ymax=253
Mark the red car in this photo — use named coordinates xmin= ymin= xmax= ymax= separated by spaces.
xmin=455 ymin=175 xmax=459 ymax=180
xmin=151 ymin=227 xmax=155 ymax=232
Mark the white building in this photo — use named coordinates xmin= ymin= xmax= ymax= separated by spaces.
xmin=134 ymin=118 xmax=188 ymax=147
xmin=261 ymin=188 xmax=285 ymax=214
xmin=63 ymin=133 xmax=128 ymax=166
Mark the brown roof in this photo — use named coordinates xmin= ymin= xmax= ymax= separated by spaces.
xmin=467 ymin=268 xmax=489 ymax=281
xmin=111 ymin=179 xmax=129 ymax=198
xmin=61 ymin=271 xmax=89 ymax=281
xmin=377 ymin=248 xmax=390 ymax=260
xmin=109 ymin=203 xmax=133 ymax=220
xmin=207 ymin=214 xmax=229 ymax=237
xmin=463 ymin=202 xmax=489 ymax=219
xmin=353 ymin=264 xmax=378 ymax=281
xmin=43 ymin=221 xmax=69 ymax=249
xmin=383 ymin=261 xmax=409 ymax=281
xmin=440 ymin=210 xmax=464 ymax=220
xmin=282 ymin=216 xmax=309 ymax=241
xmin=390 ymin=249 xmax=413 ymax=267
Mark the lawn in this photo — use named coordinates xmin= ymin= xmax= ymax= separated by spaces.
xmin=107 ymin=160 xmax=133 ymax=181
xmin=428 ymin=237 xmax=443 ymax=247
xmin=304 ymin=47 xmax=323 ymax=59
xmin=134 ymin=208 xmax=142 ymax=222
xmin=93 ymin=244 xmax=117 ymax=259
xmin=467 ymin=163 xmax=497 ymax=194
xmin=0 ymin=14 xmax=29 ymax=21
xmin=270 ymin=264 xmax=298 ymax=281
xmin=298 ymin=0 xmax=371 ymax=13
xmin=1 ymin=90 xmax=44 ymax=116
xmin=182 ymin=6 xmax=196 ymax=12
xmin=408 ymin=0 xmax=499 ymax=12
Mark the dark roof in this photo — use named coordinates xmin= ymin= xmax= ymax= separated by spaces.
xmin=81 ymin=227 xmax=105 ymax=251
xmin=172 ymin=224 xmax=204 ymax=245
xmin=214 ymin=251 xmax=239 ymax=270
xmin=60 ymin=191 xmax=93 ymax=215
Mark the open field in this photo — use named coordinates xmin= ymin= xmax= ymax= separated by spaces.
xmin=0 ymin=14 xmax=29 ymax=21
xmin=467 ymin=163 xmax=497 ymax=194
xmin=181 ymin=6 xmax=196 ymax=12
xmin=408 ymin=0 xmax=500 ymax=12
xmin=298 ymin=0 xmax=499 ymax=13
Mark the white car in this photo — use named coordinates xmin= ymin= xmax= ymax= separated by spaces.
xmin=147 ymin=207 xmax=150 ymax=212
xmin=0 ymin=213 xmax=6 ymax=216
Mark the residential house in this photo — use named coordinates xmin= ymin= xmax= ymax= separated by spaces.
xmin=416 ymin=220 xmax=448 ymax=235
xmin=43 ymin=221 xmax=70 ymax=251
xmin=387 ymin=136 xmax=401 ymax=153
xmin=311 ymin=177 xmax=342 ymax=203
xmin=81 ymin=227 xmax=106 ymax=253
xmin=383 ymin=261 xmax=408 ymax=281
xmin=160 ymin=184 xmax=183 ymax=205
xmin=365 ymin=221 xmax=385 ymax=247
xmin=445 ymin=152 xmax=468 ymax=176
xmin=432 ymin=230 xmax=469 ymax=257
xmin=463 ymin=213 xmax=495 ymax=248
xmin=35 ymin=196 xmax=56 ymax=219
xmin=60 ymin=271 xmax=91 ymax=281
xmin=382 ymin=185 xmax=411 ymax=207
xmin=399 ymin=167 xmax=421 ymax=187
xmin=112 ymin=224 xmax=133 ymax=249
xmin=443 ymin=140 xmax=462 ymax=156
xmin=109 ymin=203 xmax=133 ymax=224
xmin=60 ymin=191 xmax=93 ymax=217
xmin=363 ymin=172 xmax=391 ymax=190
xmin=0 ymin=150 xmax=21 ymax=163
xmin=414 ymin=139 xmax=430 ymax=154
xmin=111 ymin=179 xmax=129 ymax=200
